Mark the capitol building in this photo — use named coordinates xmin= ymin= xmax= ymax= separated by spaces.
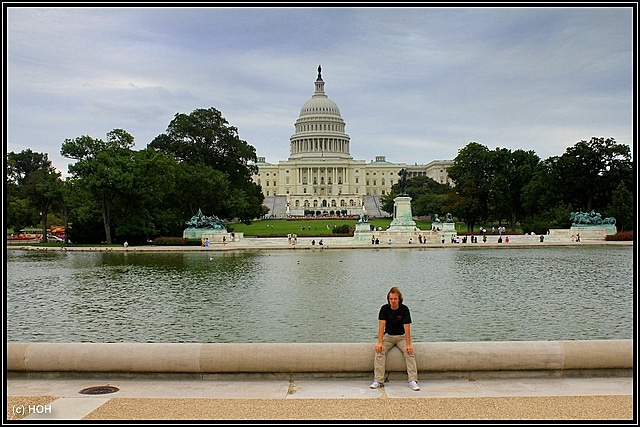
xmin=252 ymin=66 xmax=453 ymax=218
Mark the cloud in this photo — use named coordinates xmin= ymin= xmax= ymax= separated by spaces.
xmin=6 ymin=6 xmax=633 ymax=176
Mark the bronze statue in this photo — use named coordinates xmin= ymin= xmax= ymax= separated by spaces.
xmin=186 ymin=208 xmax=225 ymax=230
xmin=398 ymin=169 xmax=409 ymax=195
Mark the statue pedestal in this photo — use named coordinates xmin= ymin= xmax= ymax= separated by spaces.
xmin=388 ymin=196 xmax=416 ymax=232
xmin=570 ymin=225 xmax=616 ymax=240
xmin=354 ymin=221 xmax=373 ymax=242
xmin=183 ymin=228 xmax=227 ymax=239
xmin=440 ymin=222 xmax=457 ymax=241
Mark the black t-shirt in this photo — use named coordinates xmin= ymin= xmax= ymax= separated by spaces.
xmin=378 ymin=303 xmax=412 ymax=335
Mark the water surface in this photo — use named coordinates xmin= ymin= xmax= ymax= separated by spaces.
xmin=6 ymin=246 xmax=633 ymax=343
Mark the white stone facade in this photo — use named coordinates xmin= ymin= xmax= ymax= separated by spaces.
xmin=251 ymin=66 xmax=453 ymax=217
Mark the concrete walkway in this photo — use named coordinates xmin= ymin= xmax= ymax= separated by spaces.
xmin=7 ymin=237 xmax=633 ymax=253
xmin=7 ymin=375 xmax=633 ymax=420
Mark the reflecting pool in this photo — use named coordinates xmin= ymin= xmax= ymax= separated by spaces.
xmin=6 ymin=246 xmax=633 ymax=343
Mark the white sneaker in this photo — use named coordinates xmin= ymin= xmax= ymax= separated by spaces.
xmin=369 ymin=381 xmax=382 ymax=389
xmin=409 ymin=380 xmax=420 ymax=391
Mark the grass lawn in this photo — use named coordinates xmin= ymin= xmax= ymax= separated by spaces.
xmin=227 ymin=218 xmax=482 ymax=237
xmin=9 ymin=220 xmax=525 ymax=246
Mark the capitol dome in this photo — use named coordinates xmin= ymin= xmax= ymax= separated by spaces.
xmin=289 ymin=65 xmax=351 ymax=160
xmin=299 ymin=96 xmax=341 ymax=117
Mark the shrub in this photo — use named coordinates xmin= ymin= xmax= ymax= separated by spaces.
xmin=605 ymin=231 xmax=633 ymax=241
xmin=153 ymin=236 xmax=189 ymax=246
xmin=332 ymin=224 xmax=353 ymax=235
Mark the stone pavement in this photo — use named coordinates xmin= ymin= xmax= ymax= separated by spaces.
xmin=6 ymin=375 xmax=634 ymax=421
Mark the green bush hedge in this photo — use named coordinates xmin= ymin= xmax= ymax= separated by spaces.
xmin=152 ymin=236 xmax=189 ymax=246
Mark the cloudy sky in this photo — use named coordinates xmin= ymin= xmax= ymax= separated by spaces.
xmin=6 ymin=6 xmax=634 ymax=176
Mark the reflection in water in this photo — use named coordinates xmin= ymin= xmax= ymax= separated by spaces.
xmin=6 ymin=246 xmax=632 ymax=343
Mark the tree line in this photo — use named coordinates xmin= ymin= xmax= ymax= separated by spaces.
xmin=7 ymin=104 xmax=633 ymax=244
xmin=6 ymin=108 xmax=264 ymax=244
xmin=381 ymin=137 xmax=633 ymax=234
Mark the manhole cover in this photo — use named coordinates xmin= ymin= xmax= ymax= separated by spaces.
xmin=79 ymin=385 xmax=120 ymax=395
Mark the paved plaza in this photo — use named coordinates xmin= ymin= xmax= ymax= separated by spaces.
xmin=6 ymin=375 xmax=634 ymax=421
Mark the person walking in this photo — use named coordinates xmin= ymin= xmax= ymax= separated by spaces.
xmin=370 ymin=286 xmax=420 ymax=391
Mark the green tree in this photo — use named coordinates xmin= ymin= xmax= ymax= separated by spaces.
xmin=22 ymin=166 xmax=63 ymax=241
xmin=149 ymin=107 xmax=264 ymax=223
xmin=106 ymin=148 xmax=179 ymax=244
xmin=607 ymin=182 xmax=633 ymax=231
xmin=555 ymin=137 xmax=632 ymax=212
xmin=521 ymin=157 xmax=567 ymax=228
xmin=129 ymin=148 xmax=182 ymax=240
xmin=6 ymin=149 xmax=51 ymax=186
xmin=380 ymin=174 xmax=451 ymax=217
xmin=174 ymin=162 xmax=230 ymax=226
xmin=6 ymin=150 xmax=62 ymax=237
xmin=61 ymin=129 xmax=136 ymax=244
xmin=446 ymin=142 xmax=493 ymax=231
xmin=488 ymin=148 xmax=539 ymax=231
xmin=64 ymin=179 xmax=104 ymax=244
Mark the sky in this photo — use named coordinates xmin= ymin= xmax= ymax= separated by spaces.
xmin=5 ymin=5 xmax=634 ymax=176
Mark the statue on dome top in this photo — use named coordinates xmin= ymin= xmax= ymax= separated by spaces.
xmin=317 ymin=65 xmax=322 ymax=79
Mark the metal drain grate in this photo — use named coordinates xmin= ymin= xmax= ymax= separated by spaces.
xmin=79 ymin=385 xmax=120 ymax=395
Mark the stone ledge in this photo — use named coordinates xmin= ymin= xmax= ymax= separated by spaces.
xmin=7 ymin=340 xmax=632 ymax=375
